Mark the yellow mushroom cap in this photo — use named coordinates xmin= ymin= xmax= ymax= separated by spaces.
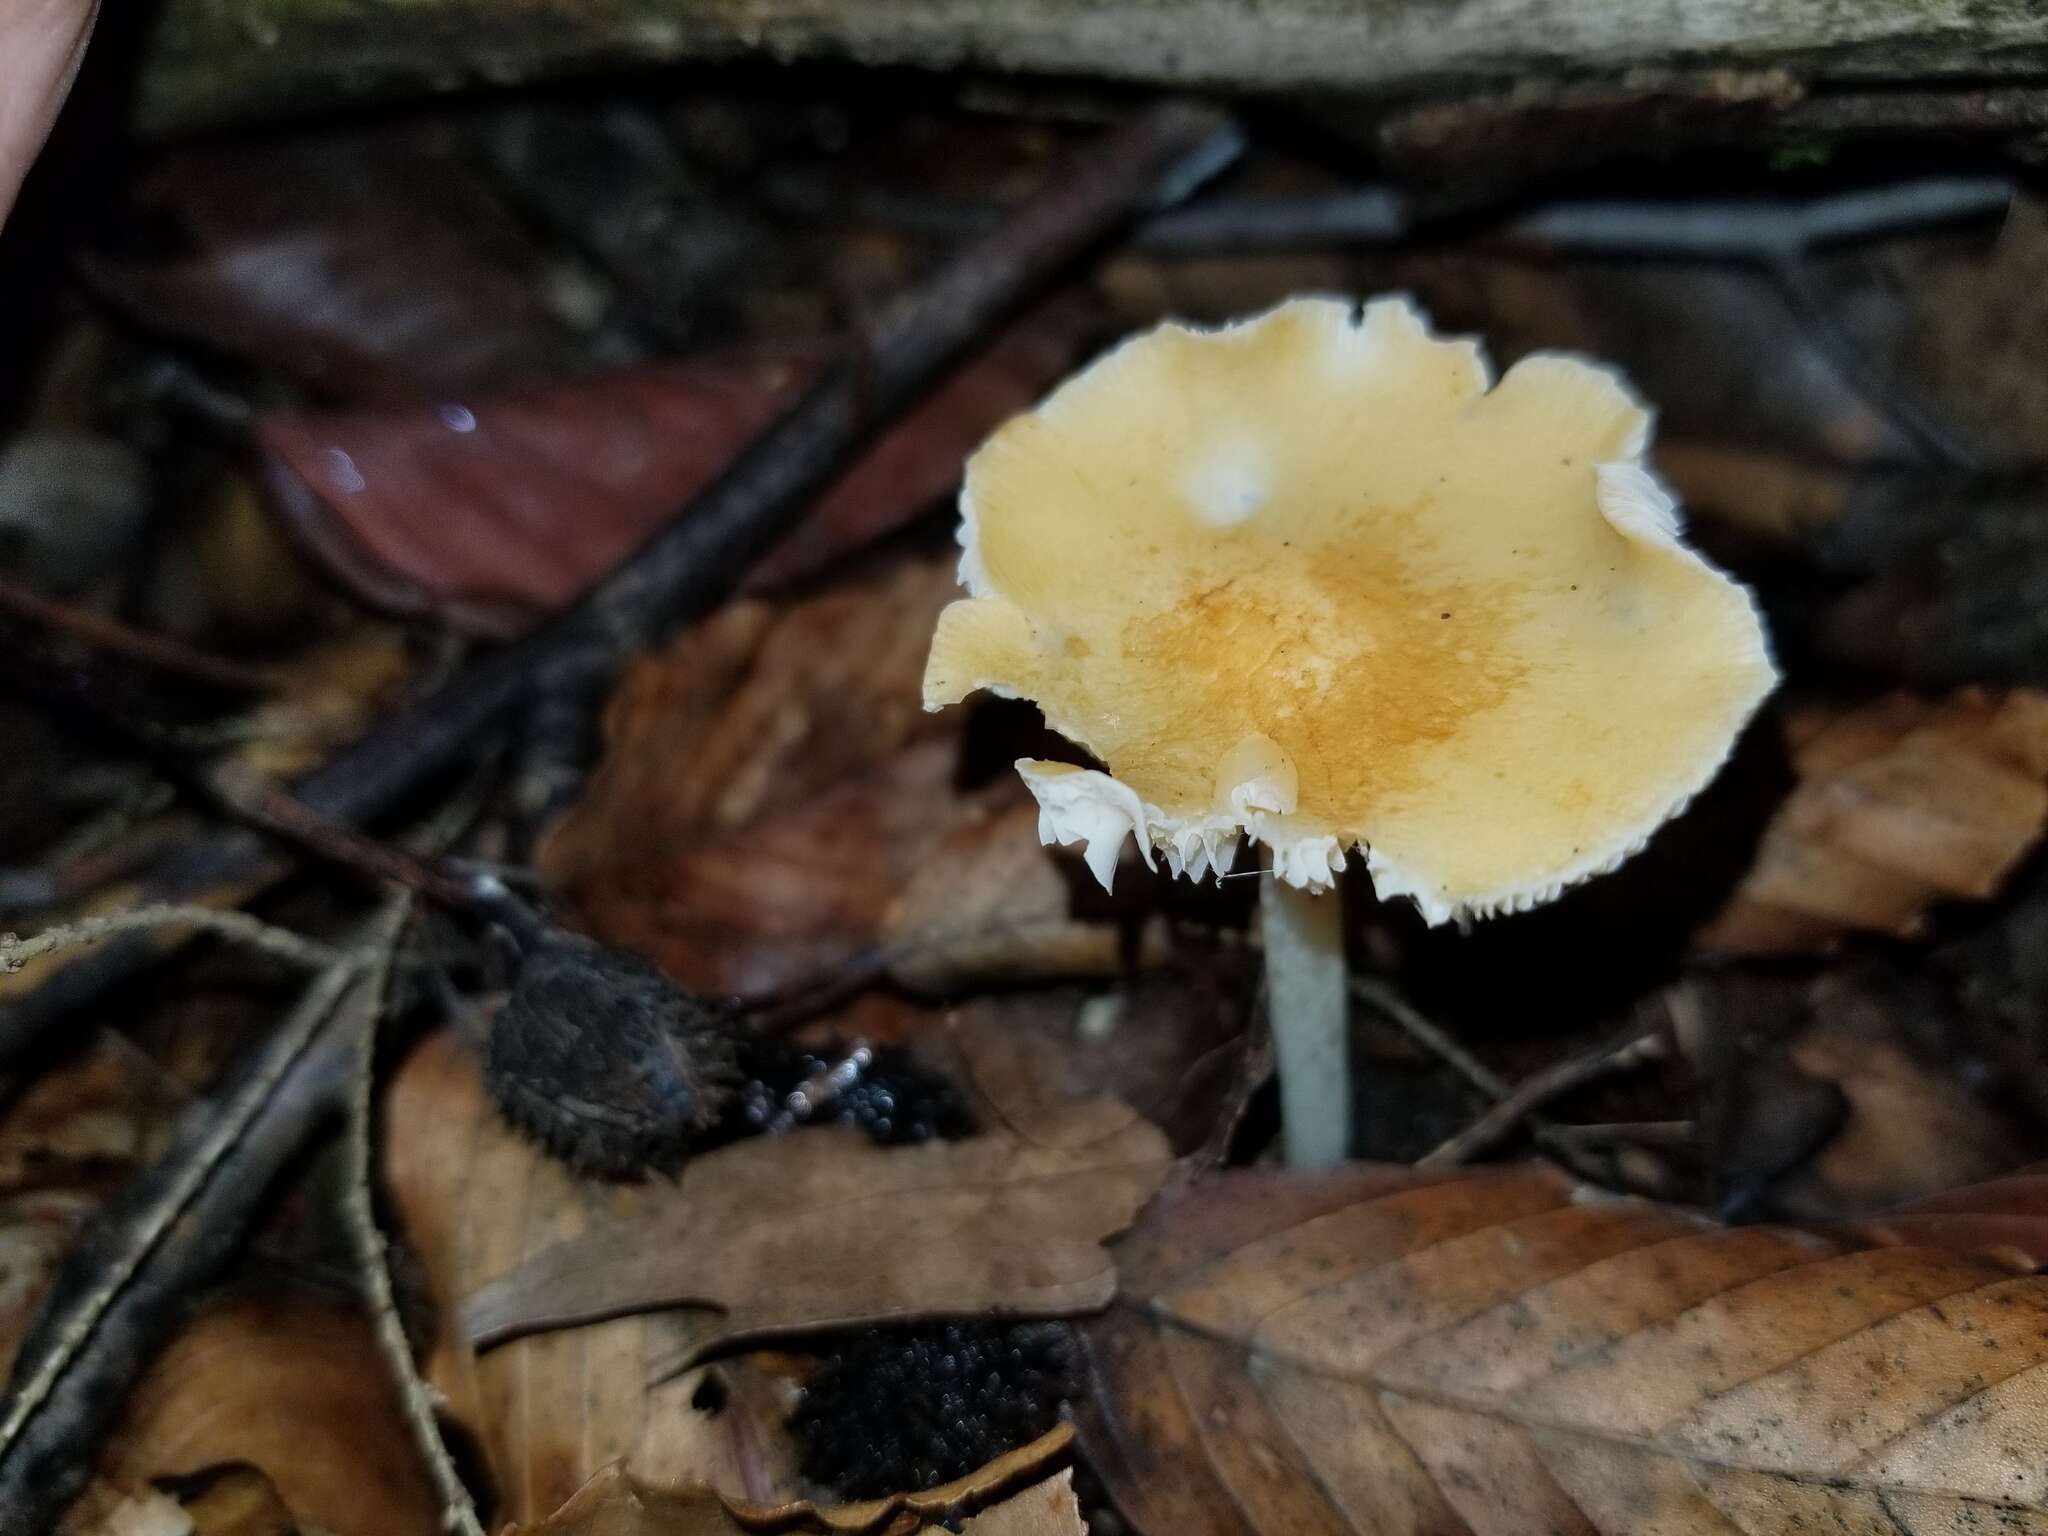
xmin=922 ymin=296 xmax=1777 ymax=924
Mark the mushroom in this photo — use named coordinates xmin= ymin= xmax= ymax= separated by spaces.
xmin=922 ymin=296 xmax=1776 ymax=1164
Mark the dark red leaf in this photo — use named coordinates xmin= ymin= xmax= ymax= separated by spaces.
xmin=256 ymin=300 xmax=1095 ymax=635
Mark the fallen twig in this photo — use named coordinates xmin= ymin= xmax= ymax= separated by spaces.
xmin=0 ymin=99 xmax=1244 ymax=1068
xmin=0 ymin=575 xmax=277 ymax=695
xmin=207 ymin=760 xmax=481 ymax=911
xmin=1357 ymin=976 xmax=1687 ymax=1193
xmin=338 ymin=899 xmax=483 ymax=1536
xmin=0 ymin=900 xmax=408 ymax=1532
xmin=1499 ymin=176 xmax=2011 ymax=263
xmin=1352 ymin=974 xmax=1510 ymax=1100
xmin=0 ymin=903 xmax=340 ymax=974
xmin=769 ymin=173 xmax=2011 ymax=264
xmin=1419 ymin=1022 xmax=1670 ymax=1169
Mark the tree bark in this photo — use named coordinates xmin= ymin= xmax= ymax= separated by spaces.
xmin=140 ymin=0 xmax=2048 ymax=134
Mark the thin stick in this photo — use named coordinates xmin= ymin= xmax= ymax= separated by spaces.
xmin=770 ymin=173 xmax=2010 ymax=264
xmin=0 ymin=100 xmax=1245 ymax=1067
xmin=1351 ymin=974 xmax=1509 ymax=1100
xmin=0 ymin=903 xmax=339 ymax=974
xmin=1358 ymin=977 xmax=1688 ymax=1193
xmin=1500 ymin=176 xmax=2011 ymax=263
xmin=0 ymin=902 xmax=408 ymax=1532
xmin=0 ymin=574 xmax=277 ymax=693
xmin=339 ymin=900 xmax=485 ymax=1536
xmin=1419 ymin=1024 xmax=1668 ymax=1169
xmin=207 ymin=762 xmax=480 ymax=911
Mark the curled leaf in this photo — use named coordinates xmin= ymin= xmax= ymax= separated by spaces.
xmin=458 ymin=1020 xmax=1172 ymax=1357
xmin=1699 ymin=687 xmax=2048 ymax=953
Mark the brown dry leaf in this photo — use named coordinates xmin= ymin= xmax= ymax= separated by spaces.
xmin=568 ymin=741 xmax=978 ymax=996
xmin=224 ymin=624 xmax=419 ymax=782
xmin=1698 ymin=687 xmax=2048 ymax=953
xmin=55 ymin=1480 xmax=192 ymax=1536
xmin=64 ymin=1462 xmax=354 ymax=1536
xmin=883 ymin=802 xmax=1163 ymax=995
xmin=509 ymin=1430 xmax=1077 ymax=1536
xmin=547 ymin=551 xmax=1141 ymax=997
xmin=458 ymin=1020 xmax=1172 ymax=1354
xmin=0 ymin=1030 xmax=187 ymax=1374
xmin=1671 ymin=967 xmax=2036 ymax=1224
xmin=384 ymin=1024 xmax=1161 ymax=1526
xmin=1764 ymin=973 xmax=2029 ymax=1223
xmin=944 ymin=973 xmax=1254 ymax=1159
xmin=1858 ymin=1166 xmax=2048 ymax=1268
xmin=542 ymin=554 xmax=959 ymax=892
xmin=259 ymin=303 xmax=1091 ymax=637
xmin=1080 ymin=1162 xmax=2048 ymax=1536
xmin=96 ymin=1289 xmax=440 ymax=1536
xmin=584 ymin=749 xmax=1144 ymax=999
xmin=956 ymin=1470 xmax=1085 ymax=1536
xmin=383 ymin=1028 xmax=796 ymax=1528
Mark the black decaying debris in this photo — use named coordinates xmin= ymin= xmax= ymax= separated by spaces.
xmin=486 ymin=933 xmax=741 ymax=1179
xmin=794 ymin=1321 xmax=1075 ymax=1499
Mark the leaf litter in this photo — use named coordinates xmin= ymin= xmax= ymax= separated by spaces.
xmin=9 ymin=60 xmax=2048 ymax=1536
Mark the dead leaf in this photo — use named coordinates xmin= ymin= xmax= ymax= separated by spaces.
xmin=1765 ymin=970 xmax=2030 ymax=1222
xmin=258 ymin=302 xmax=1091 ymax=637
xmin=546 ymin=553 xmax=1148 ymax=997
xmin=1698 ymin=688 xmax=2048 ymax=953
xmin=883 ymin=802 xmax=1163 ymax=995
xmin=577 ymin=747 xmax=1147 ymax=1000
xmin=0 ymin=1030 xmax=187 ymax=1376
xmin=96 ymin=1289 xmax=441 ymax=1536
xmin=383 ymin=1027 xmax=1154 ymax=1526
xmin=509 ymin=1428 xmax=1077 ymax=1535
xmin=458 ymin=1020 xmax=1172 ymax=1355
xmin=86 ymin=129 xmax=571 ymax=402
xmin=542 ymin=554 xmax=959 ymax=892
xmin=1649 ymin=438 xmax=1855 ymax=546
xmin=957 ymin=1470 xmax=1085 ymax=1536
xmin=1080 ymin=1162 xmax=2048 ymax=1536
xmin=943 ymin=973 xmax=1254 ymax=1159
xmin=158 ymin=1463 xmax=315 ymax=1536
xmin=383 ymin=1028 xmax=793 ymax=1527
xmin=55 ymin=1480 xmax=192 ymax=1536
xmin=568 ymin=742 xmax=978 ymax=997
xmin=1857 ymin=1165 xmax=2048 ymax=1268
xmin=546 ymin=551 xmax=1154 ymax=997
xmin=222 ymin=624 xmax=418 ymax=782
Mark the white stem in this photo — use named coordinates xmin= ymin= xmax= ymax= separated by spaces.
xmin=1260 ymin=871 xmax=1351 ymax=1165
